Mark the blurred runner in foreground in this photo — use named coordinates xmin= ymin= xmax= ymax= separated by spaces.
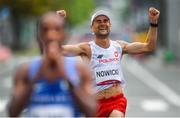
xmin=8 ymin=12 xmax=96 ymax=117
xmin=57 ymin=7 xmax=160 ymax=117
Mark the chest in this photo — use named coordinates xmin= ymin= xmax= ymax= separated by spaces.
xmin=91 ymin=46 xmax=122 ymax=65
xmin=32 ymin=80 xmax=69 ymax=96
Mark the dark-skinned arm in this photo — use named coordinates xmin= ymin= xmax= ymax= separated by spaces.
xmin=8 ymin=64 xmax=32 ymax=117
xmin=66 ymin=62 xmax=96 ymax=116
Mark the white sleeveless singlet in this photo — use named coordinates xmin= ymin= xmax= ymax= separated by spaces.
xmin=89 ymin=40 xmax=125 ymax=92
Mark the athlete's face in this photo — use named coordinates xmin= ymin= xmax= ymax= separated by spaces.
xmin=40 ymin=14 xmax=65 ymax=46
xmin=91 ymin=15 xmax=111 ymax=37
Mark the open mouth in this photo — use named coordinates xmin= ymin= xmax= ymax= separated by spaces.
xmin=99 ymin=28 xmax=107 ymax=30
xmin=98 ymin=26 xmax=108 ymax=30
xmin=99 ymin=29 xmax=108 ymax=32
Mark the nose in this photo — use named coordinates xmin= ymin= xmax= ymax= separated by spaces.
xmin=99 ymin=23 xmax=107 ymax=29
xmin=99 ymin=21 xmax=106 ymax=26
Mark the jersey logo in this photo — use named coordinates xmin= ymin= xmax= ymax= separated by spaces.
xmin=34 ymin=83 xmax=44 ymax=93
xmin=97 ymin=54 xmax=103 ymax=59
xmin=114 ymin=51 xmax=118 ymax=57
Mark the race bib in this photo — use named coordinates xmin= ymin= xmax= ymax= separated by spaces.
xmin=28 ymin=105 xmax=74 ymax=117
xmin=94 ymin=66 xmax=122 ymax=85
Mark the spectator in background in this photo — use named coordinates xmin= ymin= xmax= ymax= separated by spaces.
xmin=0 ymin=43 xmax=11 ymax=62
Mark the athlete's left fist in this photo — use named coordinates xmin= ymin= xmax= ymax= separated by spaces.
xmin=148 ymin=7 xmax=160 ymax=24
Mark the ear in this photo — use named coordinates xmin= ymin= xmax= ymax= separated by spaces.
xmin=90 ymin=25 xmax=94 ymax=32
xmin=109 ymin=22 xmax=112 ymax=27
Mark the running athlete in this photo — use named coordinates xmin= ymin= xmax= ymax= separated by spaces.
xmin=8 ymin=12 xmax=96 ymax=117
xmin=57 ymin=7 xmax=160 ymax=117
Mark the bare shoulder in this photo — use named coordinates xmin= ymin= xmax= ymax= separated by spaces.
xmin=14 ymin=63 xmax=30 ymax=83
xmin=116 ymin=40 xmax=131 ymax=54
xmin=78 ymin=42 xmax=91 ymax=51
xmin=116 ymin=40 xmax=129 ymax=48
xmin=62 ymin=42 xmax=91 ymax=57
xmin=78 ymin=42 xmax=91 ymax=58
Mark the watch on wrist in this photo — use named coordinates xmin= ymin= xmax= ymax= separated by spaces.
xmin=150 ymin=23 xmax=158 ymax=27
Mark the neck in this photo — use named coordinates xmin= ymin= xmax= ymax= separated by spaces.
xmin=95 ymin=35 xmax=110 ymax=48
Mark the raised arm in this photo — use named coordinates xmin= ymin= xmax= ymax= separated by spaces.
xmin=118 ymin=7 xmax=160 ymax=55
xmin=56 ymin=10 xmax=91 ymax=57
xmin=62 ymin=42 xmax=90 ymax=57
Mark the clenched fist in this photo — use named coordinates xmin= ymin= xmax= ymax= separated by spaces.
xmin=149 ymin=7 xmax=160 ymax=24
xmin=56 ymin=10 xmax=66 ymax=18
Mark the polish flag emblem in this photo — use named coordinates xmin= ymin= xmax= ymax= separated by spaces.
xmin=114 ymin=51 xmax=118 ymax=57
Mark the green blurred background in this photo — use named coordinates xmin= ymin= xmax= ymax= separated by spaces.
xmin=0 ymin=0 xmax=179 ymax=62
xmin=0 ymin=0 xmax=94 ymax=50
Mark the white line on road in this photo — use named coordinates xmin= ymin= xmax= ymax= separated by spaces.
xmin=3 ymin=77 xmax=12 ymax=89
xmin=124 ymin=58 xmax=180 ymax=107
xmin=141 ymin=99 xmax=169 ymax=112
xmin=0 ymin=99 xmax=8 ymax=113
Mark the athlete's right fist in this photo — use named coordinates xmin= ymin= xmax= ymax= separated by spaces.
xmin=56 ymin=10 xmax=66 ymax=18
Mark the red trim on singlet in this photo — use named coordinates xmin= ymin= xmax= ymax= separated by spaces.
xmin=96 ymin=80 xmax=121 ymax=86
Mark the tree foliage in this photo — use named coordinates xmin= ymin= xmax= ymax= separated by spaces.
xmin=0 ymin=0 xmax=95 ymax=26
